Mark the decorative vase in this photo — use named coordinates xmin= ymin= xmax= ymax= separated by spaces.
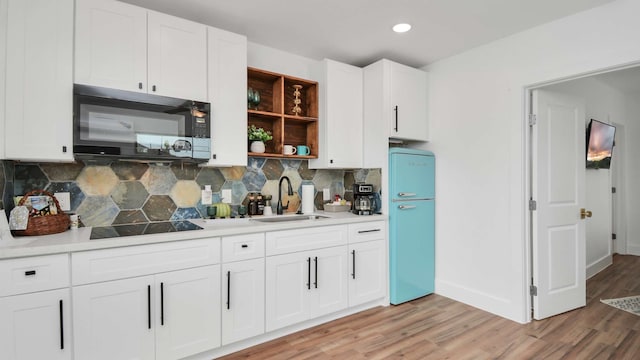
xmin=250 ymin=141 xmax=266 ymax=153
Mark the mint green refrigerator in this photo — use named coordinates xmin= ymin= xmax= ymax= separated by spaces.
xmin=389 ymin=148 xmax=435 ymax=304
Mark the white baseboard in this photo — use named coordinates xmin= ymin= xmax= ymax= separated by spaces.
xmin=627 ymin=243 xmax=640 ymax=256
xmin=586 ymin=255 xmax=612 ymax=279
xmin=435 ymin=279 xmax=525 ymax=323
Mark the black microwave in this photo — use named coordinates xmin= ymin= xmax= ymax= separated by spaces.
xmin=73 ymin=84 xmax=211 ymax=162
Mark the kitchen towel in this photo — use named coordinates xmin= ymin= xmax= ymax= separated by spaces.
xmin=301 ymin=184 xmax=315 ymax=214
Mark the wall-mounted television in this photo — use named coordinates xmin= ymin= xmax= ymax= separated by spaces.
xmin=586 ymin=119 xmax=616 ymax=169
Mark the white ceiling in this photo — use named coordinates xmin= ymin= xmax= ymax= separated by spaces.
xmin=120 ymin=0 xmax=615 ymax=68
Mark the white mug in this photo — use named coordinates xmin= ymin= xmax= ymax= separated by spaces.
xmin=70 ymin=214 xmax=79 ymax=230
xmin=283 ymin=144 xmax=297 ymax=155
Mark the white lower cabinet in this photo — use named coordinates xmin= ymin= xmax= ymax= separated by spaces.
xmin=0 ymin=288 xmax=71 ymax=360
xmin=73 ymin=275 xmax=156 ymax=360
xmin=221 ymin=258 xmax=265 ymax=345
xmin=73 ymin=265 xmax=220 ymax=360
xmin=72 ymin=239 xmax=221 ymax=360
xmin=266 ymin=245 xmax=348 ymax=331
xmin=348 ymin=240 xmax=386 ymax=307
xmin=155 ymin=266 xmax=221 ymax=360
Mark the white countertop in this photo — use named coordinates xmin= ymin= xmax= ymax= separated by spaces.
xmin=0 ymin=212 xmax=386 ymax=260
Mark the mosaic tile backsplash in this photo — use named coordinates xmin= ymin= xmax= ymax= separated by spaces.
xmin=0 ymin=159 xmax=381 ymax=228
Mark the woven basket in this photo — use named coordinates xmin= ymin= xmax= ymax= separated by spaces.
xmin=11 ymin=190 xmax=70 ymax=236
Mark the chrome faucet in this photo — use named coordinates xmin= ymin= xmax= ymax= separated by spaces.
xmin=276 ymin=176 xmax=294 ymax=215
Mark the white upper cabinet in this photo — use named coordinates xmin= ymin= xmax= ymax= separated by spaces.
xmin=147 ymin=11 xmax=207 ymax=101
xmin=387 ymin=60 xmax=428 ymax=140
xmin=74 ymin=0 xmax=147 ymax=93
xmin=309 ymin=59 xmax=363 ymax=169
xmin=206 ymin=26 xmax=248 ymax=167
xmin=363 ymin=59 xmax=428 ymax=167
xmin=4 ymin=0 xmax=74 ymax=162
xmin=75 ymin=0 xmax=207 ymax=101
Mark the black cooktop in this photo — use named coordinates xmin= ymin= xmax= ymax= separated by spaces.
xmin=90 ymin=220 xmax=203 ymax=240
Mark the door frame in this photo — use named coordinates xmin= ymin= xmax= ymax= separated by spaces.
xmin=523 ymin=61 xmax=640 ymax=322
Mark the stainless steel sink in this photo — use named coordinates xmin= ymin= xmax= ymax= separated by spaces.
xmin=251 ymin=214 xmax=330 ymax=223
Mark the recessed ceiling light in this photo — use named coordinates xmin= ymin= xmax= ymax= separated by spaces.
xmin=392 ymin=23 xmax=412 ymax=33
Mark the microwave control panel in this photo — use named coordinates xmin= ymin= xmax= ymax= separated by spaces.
xmin=192 ymin=116 xmax=210 ymax=138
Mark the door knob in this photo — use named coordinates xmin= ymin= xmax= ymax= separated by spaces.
xmin=580 ymin=208 xmax=593 ymax=219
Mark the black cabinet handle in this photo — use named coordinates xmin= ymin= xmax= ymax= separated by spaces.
xmin=241 ymin=244 xmax=248 ymax=248
xmin=394 ymin=105 xmax=399 ymax=132
xmin=138 ymin=82 xmax=143 ymax=89
xmin=306 ymin=257 xmax=311 ymax=290
xmin=160 ymin=282 xmax=164 ymax=326
xmin=59 ymin=300 xmax=64 ymax=350
xmin=147 ymin=285 xmax=151 ymax=329
xmin=152 ymin=85 xmax=157 ymax=92
xmin=314 ymin=257 xmax=318 ymax=289
xmin=226 ymin=271 xmax=231 ymax=310
xmin=351 ymin=250 xmax=356 ymax=279
xmin=357 ymin=229 xmax=381 ymax=234
xmin=62 ymin=146 xmax=67 ymax=153
xmin=25 ymin=270 xmax=36 ymax=276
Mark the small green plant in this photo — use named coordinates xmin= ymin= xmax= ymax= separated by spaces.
xmin=247 ymin=125 xmax=273 ymax=142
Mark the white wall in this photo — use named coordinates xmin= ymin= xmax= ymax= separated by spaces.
xmin=543 ymin=76 xmax=630 ymax=278
xmin=0 ymin=0 xmax=7 ymax=159
xmin=422 ymin=0 xmax=640 ymax=323
xmin=623 ymin=91 xmax=640 ymax=255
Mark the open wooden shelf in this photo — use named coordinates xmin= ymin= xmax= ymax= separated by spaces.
xmin=248 ymin=67 xmax=318 ymax=158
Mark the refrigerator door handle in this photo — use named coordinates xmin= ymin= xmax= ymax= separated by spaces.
xmin=398 ymin=205 xmax=417 ymax=210
xmin=398 ymin=192 xmax=416 ymax=197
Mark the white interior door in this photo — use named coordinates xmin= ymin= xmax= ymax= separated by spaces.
xmin=532 ymin=89 xmax=587 ymax=320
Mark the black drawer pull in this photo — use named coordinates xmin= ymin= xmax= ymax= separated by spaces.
xmin=59 ymin=300 xmax=64 ymax=350
xmin=160 ymin=282 xmax=164 ymax=326
xmin=25 ymin=270 xmax=36 ymax=276
xmin=314 ymin=257 xmax=318 ymax=289
xmin=147 ymin=285 xmax=151 ymax=329
xmin=358 ymin=229 xmax=381 ymax=234
xmin=241 ymin=244 xmax=248 ymax=248
xmin=351 ymin=250 xmax=356 ymax=279
xmin=306 ymin=257 xmax=311 ymax=290
xmin=227 ymin=271 xmax=231 ymax=310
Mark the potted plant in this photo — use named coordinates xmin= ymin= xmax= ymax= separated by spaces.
xmin=247 ymin=125 xmax=273 ymax=153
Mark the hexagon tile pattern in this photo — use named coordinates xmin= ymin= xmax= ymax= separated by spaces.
xmin=143 ymin=195 xmax=177 ymax=221
xmin=14 ymin=164 xmax=49 ymax=195
xmin=41 ymin=162 xmax=85 ymax=181
xmin=111 ymin=162 xmax=149 ymax=180
xmin=1 ymin=159 xmax=381 ymax=228
xmin=113 ymin=210 xmax=148 ymax=225
xmin=170 ymin=180 xmax=201 ymax=207
xmin=77 ymin=166 xmax=119 ymax=196
xmin=196 ymin=168 xmax=225 ymax=191
xmin=170 ymin=162 xmax=200 ymax=180
xmin=46 ymin=182 xmax=86 ymax=212
xmin=76 ymin=196 xmax=119 ymax=227
xmin=111 ymin=181 xmax=149 ymax=209
xmin=141 ymin=165 xmax=177 ymax=195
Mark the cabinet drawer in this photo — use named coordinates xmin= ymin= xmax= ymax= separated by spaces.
xmin=72 ymin=238 xmax=220 ymax=285
xmin=348 ymin=221 xmax=386 ymax=244
xmin=222 ymin=233 xmax=265 ymax=262
xmin=266 ymin=225 xmax=347 ymax=256
xmin=0 ymin=254 xmax=70 ymax=297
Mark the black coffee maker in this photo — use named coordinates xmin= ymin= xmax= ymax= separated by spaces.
xmin=352 ymin=183 xmax=377 ymax=215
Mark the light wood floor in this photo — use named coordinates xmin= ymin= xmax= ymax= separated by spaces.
xmin=219 ymin=254 xmax=640 ymax=359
